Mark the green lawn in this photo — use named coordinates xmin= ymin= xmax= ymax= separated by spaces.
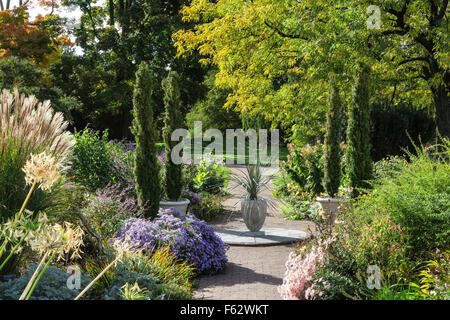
xmin=157 ymin=139 xmax=288 ymax=166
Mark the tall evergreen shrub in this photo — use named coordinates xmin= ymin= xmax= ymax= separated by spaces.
xmin=346 ymin=62 xmax=373 ymax=197
xmin=131 ymin=62 xmax=160 ymax=218
xmin=162 ymin=71 xmax=184 ymax=200
xmin=323 ymin=78 xmax=342 ymax=196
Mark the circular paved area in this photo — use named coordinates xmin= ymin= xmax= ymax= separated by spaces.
xmin=215 ymin=228 xmax=308 ymax=246
xmin=194 ymin=165 xmax=315 ymax=300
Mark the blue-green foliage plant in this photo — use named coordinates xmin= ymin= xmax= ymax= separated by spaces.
xmin=0 ymin=264 xmax=91 ymax=300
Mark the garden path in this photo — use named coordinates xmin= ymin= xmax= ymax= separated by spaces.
xmin=194 ymin=165 xmax=314 ymax=300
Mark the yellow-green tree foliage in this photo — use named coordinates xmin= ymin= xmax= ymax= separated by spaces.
xmin=175 ymin=0 xmax=449 ymax=141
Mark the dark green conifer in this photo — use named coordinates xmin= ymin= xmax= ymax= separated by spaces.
xmin=131 ymin=61 xmax=160 ymax=218
xmin=323 ymin=77 xmax=342 ymax=197
xmin=162 ymin=71 xmax=184 ymax=200
xmin=346 ymin=62 xmax=373 ymax=198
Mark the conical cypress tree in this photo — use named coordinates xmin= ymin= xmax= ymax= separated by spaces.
xmin=162 ymin=71 xmax=184 ymax=200
xmin=346 ymin=62 xmax=373 ymax=198
xmin=323 ymin=77 xmax=342 ymax=197
xmin=131 ymin=62 xmax=160 ymax=218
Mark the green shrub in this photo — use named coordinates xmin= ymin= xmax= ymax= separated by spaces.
xmin=82 ymin=183 xmax=144 ymax=240
xmin=370 ymin=284 xmax=424 ymax=300
xmin=280 ymin=144 xmax=325 ymax=198
xmin=280 ymin=201 xmax=322 ymax=222
xmin=183 ymin=161 xmax=230 ymax=196
xmin=103 ymin=270 xmax=163 ymax=300
xmin=368 ymin=143 xmax=449 ymax=261
xmin=188 ymin=193 xmax=224 ymax=222
xmin=71 ymin=129 xmax=115 ymax=191
xmin=0 ymin=264 xmax=91 ymax=300
xmin=312 ymin=262 xmax=361 ymax=300
xmin=273 ymin=144 xmax=329 ymax=221
xmin=409 ymin=250 xmax=450 ymax=300
xmin=338 ymin=207 xmax=413 ymax=282
xmin=338 ymin=141 xmax=450 ymax=282
xmin=373 ymin=155 xmax=407 ymax=181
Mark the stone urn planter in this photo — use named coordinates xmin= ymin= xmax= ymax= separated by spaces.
xmin=159 ymin=198 xmax=190 ymax=217
xmin=232 ymin=164 xmax=272 ymax=233
xmin=241 ymin=199 xmax=268 ymax=232
xmin=315 ymin=196 xmax=349 ymax=224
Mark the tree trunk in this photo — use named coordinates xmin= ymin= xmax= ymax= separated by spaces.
xmin=109 ymin=0 xmax=115 ymax=26
xmin=432 ymin=83 xmax=450 ymax=139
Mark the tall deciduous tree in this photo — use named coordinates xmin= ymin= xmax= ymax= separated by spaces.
xmin=347 ymin=62 xmax=373 ymax=198
xmin=175 ymin=0 xmax=449 ymax=141
xmin=132 ymin=61 xmax=160 ymax=218
xmin=162 ymin=71 xmax=184 ymax=201
xmin=0 ymin=4 xmax=72 ymax=67
xmin=61 ymin=0 xmax=206 ymax=138
xmin=323 ymin=77 xmax=343 ymax=197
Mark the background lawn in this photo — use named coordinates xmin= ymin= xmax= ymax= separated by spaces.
xmin=157 ymin=139 xmax=287 ymax=166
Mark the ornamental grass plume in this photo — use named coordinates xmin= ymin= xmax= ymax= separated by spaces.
xmin=0 ymin=88 xmax=74 ymax=221
xmin=0 ymin=88 xmax=74 ymax=163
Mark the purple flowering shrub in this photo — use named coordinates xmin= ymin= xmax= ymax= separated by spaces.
xmin=83 ymin=183 xmax=144 ymax=239
xmin=114 ymin=209 xmax=228 ymax=274
xmin=108 ymin=139 xmax=136 ymax=190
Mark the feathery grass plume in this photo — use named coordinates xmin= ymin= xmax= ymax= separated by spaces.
xmin=0 ymin=88 xmax=74 ymax=162
xmin=0 ymin=88 xmax=74 ymax=221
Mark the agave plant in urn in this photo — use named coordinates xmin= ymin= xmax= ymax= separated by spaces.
xmin=232 ymin=164 xmax=273 ymax=232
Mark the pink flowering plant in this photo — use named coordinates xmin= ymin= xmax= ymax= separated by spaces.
xmin=278 ymin=233 xmax=337 ymax=300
